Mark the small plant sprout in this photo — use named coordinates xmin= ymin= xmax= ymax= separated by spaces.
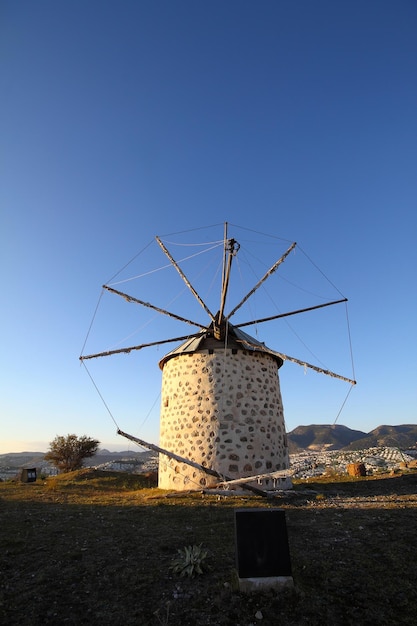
xmin=170 ymin=544 xmax=208 ymax=578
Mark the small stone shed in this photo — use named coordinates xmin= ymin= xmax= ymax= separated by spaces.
xmin=20 ymin=468 xmax=37 ymax=483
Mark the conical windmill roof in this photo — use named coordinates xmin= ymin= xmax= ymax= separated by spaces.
xmin=158 ymin=322 xmax=284 ymax=370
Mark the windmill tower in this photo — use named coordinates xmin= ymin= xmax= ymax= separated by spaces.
xmin=157 ymin=321 xmax=290 ymax=490
xmin=80 ymin=223 xmax=356 ymax=494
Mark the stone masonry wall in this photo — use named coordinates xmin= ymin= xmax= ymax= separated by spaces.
xmin=158 ymin=348 xmax=290 ymax=490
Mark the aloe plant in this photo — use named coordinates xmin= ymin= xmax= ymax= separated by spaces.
xmin=170 ymin=544 xmax=208 ymax=578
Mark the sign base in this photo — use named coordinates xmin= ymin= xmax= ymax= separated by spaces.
xmin=238 ymin=575 xmax=294 ymax=594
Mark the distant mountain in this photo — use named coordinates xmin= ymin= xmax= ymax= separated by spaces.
xmin=287 ymin=424 xmax=367 ymax=453
xmin=287 ymin=424 xmax=417 ymax=453
xmin=0 ymin=452 xmax=46 ymax=467
xmin=95 ymin=449 xmax=147 ymax=458
xmin=92 ymin=450 xmax=154 ymax=465
xmin=0 ymin=449 xmax=151 ymax=472
xmin=345 ymin=424 xmax=417 ymax=451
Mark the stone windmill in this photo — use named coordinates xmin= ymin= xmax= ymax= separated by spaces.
xmin=80 ymin=223 xmax=355 ymax=494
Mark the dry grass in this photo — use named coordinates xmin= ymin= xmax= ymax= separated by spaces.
xmin=1 ymin=469 xmax=417 ymax=625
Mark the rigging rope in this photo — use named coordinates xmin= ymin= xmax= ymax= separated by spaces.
xmin=108 ymin=242 xmax=223 ymax=286
xmin=106 ymin=239 xmax=154 ymax=284
xmin=79 ymin=289 xmax=104 ymax=358
xmin=158 ymin=237 xmax=224 ymax=247
xmin=298 ymin=245 xmax=346 ymax=299
xmin=345 ymin=301 xmax=356 ymax=382
xmin=80 ymin=361 xmax=120 ymax=430
xmin=157 ymin=222 xmax=224 ymax=238
xmin=332 ymin=384 xmax=355 ymax=426
xmin=227 ymin=222 xmax=294 ymax=245
xmin=139 ymin=391 xmax=161 ymax=429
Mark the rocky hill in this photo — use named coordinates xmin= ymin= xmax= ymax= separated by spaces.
xmin=287 ymin=424 xmax=366 ymax=452
xmin=287 ymin=423 xmax=417 ymax=453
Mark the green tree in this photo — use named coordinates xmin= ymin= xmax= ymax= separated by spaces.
xmin=45 ymin=434 xmax=100 ymax=473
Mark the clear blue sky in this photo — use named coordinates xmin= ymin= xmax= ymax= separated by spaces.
xmin=1 ymin=0 xmax=416 ymax=453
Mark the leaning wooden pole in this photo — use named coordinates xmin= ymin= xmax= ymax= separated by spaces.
xmin=117 ymin=428 xmax=268 ymax=497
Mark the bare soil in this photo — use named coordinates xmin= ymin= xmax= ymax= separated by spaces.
xmin=1 ymin=469 xmax=416 ymax=625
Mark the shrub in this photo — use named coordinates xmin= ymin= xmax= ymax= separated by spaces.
xmin=170 ymin=544 xmax=208 ymax=578
xmin=45 ymin=434 xmax=100 ymax=473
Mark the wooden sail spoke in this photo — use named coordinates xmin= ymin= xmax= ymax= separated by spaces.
xmin=103 ymin=284 xmax=204 ymax=329
xmin=226 ymin=241 xmax=297 ymax=320
xmin=274 ymin=351 xmax=356 ymax=385
xmin=234 ymin=298 xmax=348 ymax=328
xmin=156 ymin=236 xmax=216 ymax=323
xmin=240 ymin=340 xmax=356 ymax=385
xmin=79 ymin=332 xmax=203 ymax=361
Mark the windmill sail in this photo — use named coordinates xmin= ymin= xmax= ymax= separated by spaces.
xmin=80 ymin=223 xmax=356 ymax=493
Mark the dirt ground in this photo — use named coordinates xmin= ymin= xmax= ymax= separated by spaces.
xmin=1 ymin=470 xmax=416 ymax=625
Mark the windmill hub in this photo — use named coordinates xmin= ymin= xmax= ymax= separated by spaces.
xmin=227 ymin=238 xmax=240 ymax=255
xmin=213 ymin=313 xmax=227 ymax=341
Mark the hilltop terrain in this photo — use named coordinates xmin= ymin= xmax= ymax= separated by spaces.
xmin=1 ymin=468 xmax=416 ymax=625
xmin=1 ymin=425 xmax=415 ymax=482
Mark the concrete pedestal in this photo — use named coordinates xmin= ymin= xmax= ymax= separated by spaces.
xmin=238 ymin=575 xmax=294 ymax=593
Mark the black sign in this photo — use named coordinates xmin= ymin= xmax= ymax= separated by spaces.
xmin=235 ymin=508 xmax=292 ymax=578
